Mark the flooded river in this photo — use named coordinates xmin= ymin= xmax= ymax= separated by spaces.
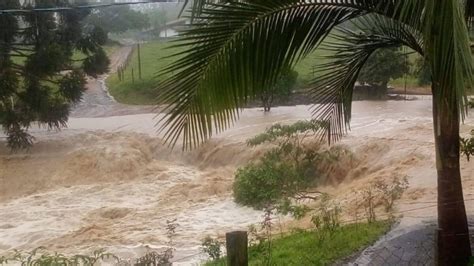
xmin=1 ymin=81 xmax=473 ymax=265
xmin=0 ymin=51 xmax=474 ymax=265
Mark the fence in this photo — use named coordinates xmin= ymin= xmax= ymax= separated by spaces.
xmin=117 ymin=44 xmax=142 ymax=83
xmin=196 ymin=197 xmax=474 ymax=266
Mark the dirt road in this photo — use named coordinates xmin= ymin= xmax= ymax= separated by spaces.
xmin=70 ymin=46 xmax=154 ymax=118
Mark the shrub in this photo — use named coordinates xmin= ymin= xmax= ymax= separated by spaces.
xmin=234 ymin=120 xmax=350 ymax=215
xmin=201 ymin=236 xmax=223 ymax=261
xmin=468 ymin=98 xmax=474 ymax=109
xmin=355 ymin=176 xmax=409 ymax=223
xmin=461 ymin=130 xmax=474 ymax=161
xmin=233 ymin=152 xmax=313 ymax=209
xmin=311 ymin=194 xmax=341 ymax=232
xmin=374 ymin=175 xmax=409 ymax=212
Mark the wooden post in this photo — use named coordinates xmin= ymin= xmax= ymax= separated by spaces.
xmin=131 ymin=68 xmax=135 ymax=84
xmin=137 ymin=43 xmax=142 ymax=80
xmin=226 ymin=231 xmax=248 ymax=266
xmin=327 ymin=123 xmax=331 ymax=145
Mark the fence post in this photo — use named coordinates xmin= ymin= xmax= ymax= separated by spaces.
xmin=137 ymin=43 xmax=142 ymax=80
xmin=226 ymin=231 xmax=248 ymax=266
xmin=131 ymin=68 xmax=135 ymax=84
xmin=327 ymin=123 xmax=331 ymax=145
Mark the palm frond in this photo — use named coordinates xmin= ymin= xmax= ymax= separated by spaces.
xmin=464 ymin=0 xmax=474 ymax=26
xmin=309 ymin=14 xmax=424 ymax=142
xmin=421 ymin=0 xmax=473 ymax=120
xmin=157 ymin=0 xmax=426 ymax=149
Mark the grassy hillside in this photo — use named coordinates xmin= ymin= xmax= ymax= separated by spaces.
xmin=106 ymin=41 xmax=181 ymax=105
xmin=106 ymin=39 xmax=424 ymax=105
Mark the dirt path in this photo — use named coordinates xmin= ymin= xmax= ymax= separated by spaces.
xmin=70 ymin=46 xmax=154 ymax=118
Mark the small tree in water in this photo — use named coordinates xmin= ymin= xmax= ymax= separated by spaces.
xmin=357 ymin=47 xmax=409 ymax=99
xmin=260 ymin=67 xmax=298 ymax=112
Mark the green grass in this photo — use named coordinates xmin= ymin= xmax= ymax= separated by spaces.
xmin=104 ymin=39 xmax=428 ymax=105
xmin=206 ymin=221 xmax=390 ymax=266
xmin=293 ymin=48 xmax=333 ymax=88
xmin=106 ymin=40 xmax=182 ymax=105
xmin=105 ymin=40 xmax=333 ymax=105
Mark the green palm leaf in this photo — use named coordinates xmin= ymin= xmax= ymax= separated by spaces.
xmin=421 ymin=0 xmax=473 ymax=120
xmin=157 ymin=0 xmax=422 ymax=149
xmin=309 ymin=14 xmax=424 ymax=141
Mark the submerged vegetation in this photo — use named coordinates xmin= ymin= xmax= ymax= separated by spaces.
xmin=234 ymin=120 xmax=334 ymax=212
xmin=461 ymin=130 xmax=474 ymax=161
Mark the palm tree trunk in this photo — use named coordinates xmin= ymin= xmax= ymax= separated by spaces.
xmin=433 ymin=93 xmax=472 ymax=265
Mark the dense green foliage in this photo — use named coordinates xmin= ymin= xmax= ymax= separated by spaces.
xmin=206 ymin=221 xmax=390 ymax=266
xmin=233 ymin=151 xmax=315 ymax=210
xmin=0 ymin=0 xmax=109 ymax=149
xmin=358 ymin=47 xmax=410 ymax=89
xmin=234 ymin=120 xmax=351 ymax=214
xmin=84 ymin=4 xmax=150 ymax=35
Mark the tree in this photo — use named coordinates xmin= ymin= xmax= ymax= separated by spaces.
xmin=414 ymin=57 xmax=431 ymax=86
xmin=0 ymin=0 xmax=109 ymax=149
xmin=84 ymin=2 xmax=150 ymax=36
xmin=261 ymin=67 xmax=298 ymax=112
xmin=357 ymin=47 xmax=409 ymax=95
xmin=145 ymin=8 xmax=168 ymax=37
xmin=157 ymin=1 xmax=473 ymax=264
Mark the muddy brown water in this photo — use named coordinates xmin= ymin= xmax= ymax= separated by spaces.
xmin=1 ymin=48 xmax=473 ymax=264
xmin=1 ymin=98 xmax=473 ymax=264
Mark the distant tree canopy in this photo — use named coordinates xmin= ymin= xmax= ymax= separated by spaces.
xmin=0 ymin=0 xmax=109 ymax=149
xmin=145 ymin=8 xmax=168 ymax=37
xmin=85 ymin=4 xmax=150 ymax=35
xmin=358 ymin=47 xmax=410 ymax=89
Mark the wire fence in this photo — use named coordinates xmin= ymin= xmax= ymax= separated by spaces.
xmin=169 ymin=197 xmax=474 ymax=265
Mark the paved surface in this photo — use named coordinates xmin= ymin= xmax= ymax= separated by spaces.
xmin=351 ymin=218 xmax=474 ymax=265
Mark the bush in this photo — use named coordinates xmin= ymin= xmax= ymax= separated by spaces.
xmin=233 ymin=120 xmax=356 ymax=218
xmin=233 ymin=152 xmax=309 ymax=209
xmin=468 ymin=98 xmax=474 ymax=109
xmin=461 ymin=130 xmax=474 ymax=161
xmin=234 ymin=120 xmax=328 ymax=210
xmin=201 ymin=236 xmax=223 ymax=261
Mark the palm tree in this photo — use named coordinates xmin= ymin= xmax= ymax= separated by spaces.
xmin=158 ymin=1 xmax=473 ymax=264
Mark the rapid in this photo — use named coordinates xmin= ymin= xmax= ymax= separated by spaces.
xmin=0 ymin=47 xmax=473 ymax=264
